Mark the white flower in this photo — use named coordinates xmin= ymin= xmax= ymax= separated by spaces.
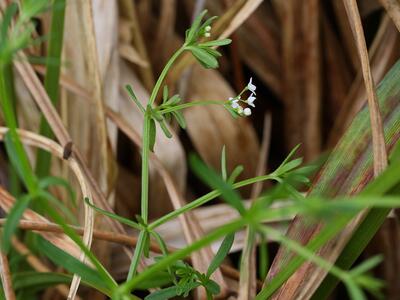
xmin=243 ymin=107 xmax=251 ymax=116
xmin=204 ymin=32 xmax=211 ymax=38
xmin=231 ymin=102 xmax=239 ymax=109
xmin=205 ymin=25 xmax=211 ymax=32
xmin=247 ymin=77 xmax=256 ymax=94
xmin=246 ymin=94 xmax=256 ymax=107
xmin=237 ymin=106 xmax=243 ymax=115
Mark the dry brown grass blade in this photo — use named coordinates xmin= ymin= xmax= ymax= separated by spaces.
xmin=332 ymin=0 xmax=360 ymax=72
xmin=276 ymin=0 xmax=321 ymax=161
xmin=379 ymin=0 xmax=400 ymax=31
xmin=11 ymin=237 xmax=80 ymax=300
xmin=0 ymin=127 xmax=93 ymax=299
xmin=0 ymin=249 xmax=16 ymax=300
xmin=13 ymin=56 xmax=132 ymax=259
xmin=328 ymin=16 xmax=398 ymax=146
xmin=119 ymin=0 xmax=155 ymax=91
xmin=238 ymin=114 xmax=272 ymax=300
xmin=343 ymin=0 xmax=388 ymax=175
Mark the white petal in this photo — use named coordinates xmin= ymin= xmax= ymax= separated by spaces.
xmin=231 ymin=102 xmax=239 ymax=109
xmin=247 ymin=77 xmax=257 ymax=94
xmin=204 ymin=32 xmax=211 ymax=38
xmin=205 ymin=25 xmax=211 ymax=32
xmin=244 ymin=108 xmax=251 ymax=116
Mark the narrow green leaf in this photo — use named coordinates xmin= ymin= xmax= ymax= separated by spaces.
xmin=350 ymin=256 xmax=383 ymax=277
xmin=2 ymin=194 xmax=32 ymax=253
xmin=37 ymin=236 xmax=111 ymax=295
xmin=203 ymin=279 xmax=220 ymax=295
xmin=159 ymin=120 xmax=173 ymax=138
xmin=84 ymin=198 xmax=141 ymax=230
xmin=165 ymin=94 xmax=181 ymax=106
xmin=38 ymin=175 xmax=76 ymax=206
xmin=189 ymin=154 xmax=246 ymax=215
xmin=162 ymin=85 xmax=168 ymax=103
xmin=35 ymin=0 xmax=66 ymax=178
xmin=0 ymin=3 xmax=18 ymax=47
xmin=188 ymin=46 xmax=219 ymax=69
xmin=126 ymin=84 xmax=145 ymax=114
xmin=149 ymin=118 xmax=156 ymax=152
xmin=172 ymin=111 xmax=186 ymax=129
xmin=186 ymin=10 xmax=208 ymax=43
xmin=127 ymin=230 xmax=147 ymax=280
xmin=38 ymin=190 xmax=78 ymax=225
xmin=221 ymin=146 xmax=227 ymax=181
xmin=227 ymin=165 xmax=244 ymax=184
xmin=206 ymin=233 xmax=234 ymax=277
xmin=12 ymin=272 xmax=71 ymax=290
xmin=199 ymin=39 xmax=232 ymax=47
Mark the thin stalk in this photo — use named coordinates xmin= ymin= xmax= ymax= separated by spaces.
xmin=140 ymin=110 xmax=151 ymax=222
xmin=126 ymin=230 xmax=147 ymax=280
xmin=148 ymin=46 xmax=185 ymax=106
xmin=35 ymin=0 xmax=66 ymax=178
xmin=159 ymin=100 xmax=223 ymax=114
xmin=148 ymin=174 xmax=279 ymax=230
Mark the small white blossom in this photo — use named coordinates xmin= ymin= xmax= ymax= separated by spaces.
xmin=243 ymin=107 xmax=251 ymax=116
xmin=204 ymin=32 xmax=211 ymax=38
xmin=231 ymin=102 xmax=239 ymax=109
xmin=237 ymin=106 xmax=243 ymax=115
xmin=247 ymin=77 xmax=256 ymax=94
xmin=205 ymin=25 xmax=211 ymax=32
xmin=246 ymin=94 xmax=256 ymax=107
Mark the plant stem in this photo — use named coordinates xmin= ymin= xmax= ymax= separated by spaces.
xmin=126 ymin=230 xmax=147 ymax=280
xmin=141 ymin=109 xmax=151 ymax=222
xmin=159 ymin=100 xmax=223 ymax=114
xmin=148 ymin=46 xmax=185 ymax=106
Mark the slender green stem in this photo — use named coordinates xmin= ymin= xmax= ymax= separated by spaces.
xmin=141 ymin=110 xmax=151 ymax=222
xmin=159 ymin=100 xmax=224 ymax=114
xmin=148 ymin=174 xmax=278 ymax=230
xmin=148 ymin=46 xmax=186 ymax=106
xmin=127 ymin=230 xmax=147 ymax=280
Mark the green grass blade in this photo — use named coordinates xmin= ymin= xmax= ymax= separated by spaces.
xmin=37 ymin=237 xmax=112 ymax=296
xmin=35 ymin=0 xmax=66 ymax=178
xmin=1 ymin=194 xmax=32 ymax=253
xmin=206 ymin=233 xmax=234 ymax=277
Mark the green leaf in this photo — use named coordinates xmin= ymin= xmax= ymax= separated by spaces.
xmin=37 ymin=236 xmax=112 ymax=295
xmin=190 ymin=154 xmax=246 ymax=215
xmin=0 ymin=3 xmax=18 ymax=47
xmin=84 ymin=198 xmax=141 ymax=230
xmin=12 ymin=272 xmax=71 ymax=290
xmin=227 ymin=165 xmax=244 ymax=184
xmin=221 ymin=146 xmax=227 ymax=181
xmin=186 ymin=10 xmax=207 ymax=43
xmin=203 ymin=279 xmax=220 ymax=295
xmin=145 ymin=282 xmax=201 ymax=300
xmin=345 ymin=282 xmax=366 ymax=300
xmin=126 ymin=84 xmax=145 ymax=114
xmin=4 ymin=130 xmax=37 ymax=191
xmin=2 ymin=194 xmax=32 ymax=253
xmin=38 ymin=190 xmax=78 ymax=225
xmin=350 ymin=256 xmax=383 ymax=277
xmin=165 ymin=94 xmax=181 ymax=106
xmin=206 ymin=233 xmax=234 ymax=277
xmin=188 ymin=46 xmax=219 ymax=69
xmin=172 ymin=111 xmax=186 ymax=129
xmin=163 ymin=85 xmax=169 ymax=103
xmin=38 ymin=175 xmax=76 ymax=206
xmin=149 ymin=118 xmax=156 ymax=152
xmin=159 ymin=120 xmax=173 ymax=138
xmin=199 ymin=39 xmax=232 ymax=47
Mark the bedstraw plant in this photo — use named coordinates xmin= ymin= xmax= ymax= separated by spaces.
xmin=1 ymin=4 xmax=400 ymax=300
